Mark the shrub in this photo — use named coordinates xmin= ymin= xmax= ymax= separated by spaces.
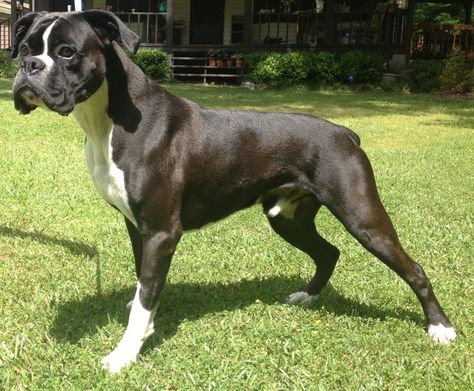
xmin=0 ymin=50 xmax=19 ymax=78
xmin=440 ymin=51 xmax=474 ymax=94
xmin=249 ymin=52 xmax=308 ymax=88
xmin=400 ymin=59 xmax=443 ymax=93
xmin=304 ymin=51 xmax=342 ymax=85
xmin=243 ymin=52 xmax=271 ymax=77
xmin=339 ymin=50 xmax=384 ymax=83
xmin=131 ymin=49 xmax=171 ymax=81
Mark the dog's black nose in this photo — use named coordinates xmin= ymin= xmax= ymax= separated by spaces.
xmin=21 ymin=57 xmax=46 ymax=75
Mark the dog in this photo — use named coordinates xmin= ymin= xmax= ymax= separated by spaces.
xmin=12 ymin=10 xmax=456 ymax=373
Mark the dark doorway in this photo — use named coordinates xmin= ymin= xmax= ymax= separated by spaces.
xmin=190 ymin=0 xmax=225 ymax=45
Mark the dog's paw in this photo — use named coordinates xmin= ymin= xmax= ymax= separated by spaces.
xmin=286 ymin=291 xmax=319 ymax=307
xmin=126 ymin=300 xmax=133 ymax=310
xmin=428 ymin=324 xmax=457 ymax=344
xmin=101 ymin=345 xmax=139 ymax=374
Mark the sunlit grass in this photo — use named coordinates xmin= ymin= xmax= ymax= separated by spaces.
xmin=0 ymin=79 xmax=473 ymax=389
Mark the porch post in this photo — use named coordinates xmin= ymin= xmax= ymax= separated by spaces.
xmin=324 ymin=0 xmax=335 ymax=45
xmin=10 ymin=0 xmax=18 ymax=47
xmin=166 ymin=0 xmax=174 ymax=46
xmin=404 ymin=0 xmax=415 ymax=63
xmin=10 ymin=0 xmax=17 ymax=25
xmin=243 ymin=0 xmax=253 ymax=47
xmin=464 ymin=0 xmax=473 ymax=24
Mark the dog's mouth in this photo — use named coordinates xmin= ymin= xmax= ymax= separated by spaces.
xmin=13 ymin=84 xmax=73 ymax=116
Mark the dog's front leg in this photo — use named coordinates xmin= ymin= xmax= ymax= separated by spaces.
xmin=101 ymin=227 xmax=182 ymax=374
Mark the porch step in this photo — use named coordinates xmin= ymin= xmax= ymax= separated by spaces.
xmin=171 ymin=51 xmax=243 ymax=85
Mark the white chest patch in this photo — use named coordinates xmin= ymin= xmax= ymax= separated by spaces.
xmin=84 ymin=131 xmax=137 ymax=226
xmin=73 ymin=81 xmax=137 ymax=226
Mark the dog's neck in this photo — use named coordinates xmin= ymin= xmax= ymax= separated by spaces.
xmin=72 ymin=79 xmax=112 ymax=140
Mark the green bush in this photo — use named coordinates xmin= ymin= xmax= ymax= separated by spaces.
xmin=339 ymin=50 xmax=384 ymax=83
xmin=440 ymin=51 xmax=474 ymax=94
xmin=243 ymin=52 xmax=271 ymax=79
xmin=304 ymin=51 xmax=342 ymax=85
xmin=131 ymin=49 xmax=171 ymax=81
xmin=248 ymin=52 xmax=309 ymax=88
xmin=0 ymin=50 xmax=19 ymax=78
xmin=400 ymin=59 xmax=443 ymax=93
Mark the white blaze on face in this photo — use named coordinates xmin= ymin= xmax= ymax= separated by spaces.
xmin=33 ymin=19 xmax=58 ymax=70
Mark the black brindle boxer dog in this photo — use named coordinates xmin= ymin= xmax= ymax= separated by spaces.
xmin=12 ymin=10 xmax=455 ymax=373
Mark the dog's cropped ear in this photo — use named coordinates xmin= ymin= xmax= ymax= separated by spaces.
xmin=82 ymin=10 xmax=140 ymax=54
xmin=11 ymin=12 xmax=41 ymax=59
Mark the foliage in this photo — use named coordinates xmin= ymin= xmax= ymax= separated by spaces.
xmin=339 ymin=50 xmax=384 ymax=84
xmin=400 ymin=59 xmax=443 ymax=93
xmin=215 ymin=49 xmax=227 ymax=61
xmin=245 ymin=50 xmax=380 ymax=87
xmin=440 ymin=51 xmax=474 ymax=94
xmin=304 ymin=51 xmax=342 ymax=85
xmin=243 ymin=52 xmax=271 ymax=77
xmin=0 ymin=50 xmax=19 ymax=78
xmin=414 ymin=3 xmax=469 ymax=25
xmin=130 ymin=49 xmax=171 ymax=81
xmin=249 ymin=51 xmax=308 ymax=88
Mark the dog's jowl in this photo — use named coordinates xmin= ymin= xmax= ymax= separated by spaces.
xmin=12 ymin=11 xmax=456 ymax=373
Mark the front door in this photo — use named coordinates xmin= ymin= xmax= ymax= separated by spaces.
xmin=189 ymin=0 xmax=225 ymax=45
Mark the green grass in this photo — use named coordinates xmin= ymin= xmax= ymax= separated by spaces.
xmin=0 ymin=78 xmax=473 ymax=390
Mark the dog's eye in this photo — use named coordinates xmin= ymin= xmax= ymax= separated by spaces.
xmin=20 ymin=45 xmax=29 ymax=57
xmin=58 ymin=46 xmax=75 ymax=58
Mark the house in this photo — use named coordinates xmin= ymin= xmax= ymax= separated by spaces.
xmin=3 ymin=1 xmax=472 ymax=81
xmin=1 ymin=0 xmax=13 ymax=49
xmin=12 ymin=1 xmax=413 ymax=53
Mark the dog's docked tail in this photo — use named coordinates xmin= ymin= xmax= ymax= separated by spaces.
xmin=346 ymin=128 xmax=361 ymax=146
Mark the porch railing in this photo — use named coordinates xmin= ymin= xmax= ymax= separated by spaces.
xmin=115 ymin=12 xmax=168 ymax=45
xmin=114 ymin=9 xmax=408 ymax=50
xmin=0 ymin=18 xmax=11 ymax=49
xmin=250 ymin=9 xmax=408 ymax=49
xmin=411 ymin=24 xmax=474 ymax=59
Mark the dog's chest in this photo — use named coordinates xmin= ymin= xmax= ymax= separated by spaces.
xmin=84 ymin=130 xmax=137 ymax=226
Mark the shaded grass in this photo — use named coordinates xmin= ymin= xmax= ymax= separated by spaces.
xmin=0 ymin=78 xmax=473 ymax=390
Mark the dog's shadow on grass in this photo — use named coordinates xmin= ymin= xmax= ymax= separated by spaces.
xmin=0 ymin=226 xmax=97 ymax=258
xmin=50 ymin=277 xmax=423 ymax=348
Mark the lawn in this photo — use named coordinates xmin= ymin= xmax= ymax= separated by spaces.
xmin=0 ymin=78 xmax=473 ymax=390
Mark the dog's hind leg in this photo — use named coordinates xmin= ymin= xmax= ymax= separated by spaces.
xmin=264 ymin=196 xmax=340 ymax=306
xmin=322 ymin=148 xmax=456 ymax=344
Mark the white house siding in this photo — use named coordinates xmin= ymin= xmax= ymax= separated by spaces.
xmin=223 ymin=0 xmax=245 ymax=45
xmin=251 ymin=20 xmax=297 ymax=45
xmin=175 ymin=0 xmax=191 ymax=45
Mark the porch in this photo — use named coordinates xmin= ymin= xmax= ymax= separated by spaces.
xmin=105 ymin=0 xmax=411 ymax=54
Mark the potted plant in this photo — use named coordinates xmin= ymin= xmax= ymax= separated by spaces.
xmin=234 ymin=53 xmax=244 ymax=67
xmin=215 ymin=50 xmax=227 ymax=67
xmin=207 ymin=49 xmax=216 ymax=66
xmin=227 ymin=54 xmax=235 ymax=67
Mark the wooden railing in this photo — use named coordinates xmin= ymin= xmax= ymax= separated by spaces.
xmin=112 ymin=9 xmax=408 ymax=50
xmin=0 ymin=18 xmax=11 ymax=49
xmin=115 ymin=12 xmax=168 ymax=45
xmin=412 ymin=24 xmax=474 ymax=59
xmin=250 ymin=9 xmax=408 ymax=48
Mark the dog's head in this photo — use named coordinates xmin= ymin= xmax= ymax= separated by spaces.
xmin=12 ymin=10 xmax=139 ymax=115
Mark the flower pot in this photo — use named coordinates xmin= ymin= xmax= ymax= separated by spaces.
xmin=216 ymin=60 xmax=225 ymax=67
xmin=235 ymin=60 xmax=243 ymax=67
xmin=208 ymin=59 xmax=216 ymax=66
xmin=227 ymin=59 xmax=235 ymax=67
